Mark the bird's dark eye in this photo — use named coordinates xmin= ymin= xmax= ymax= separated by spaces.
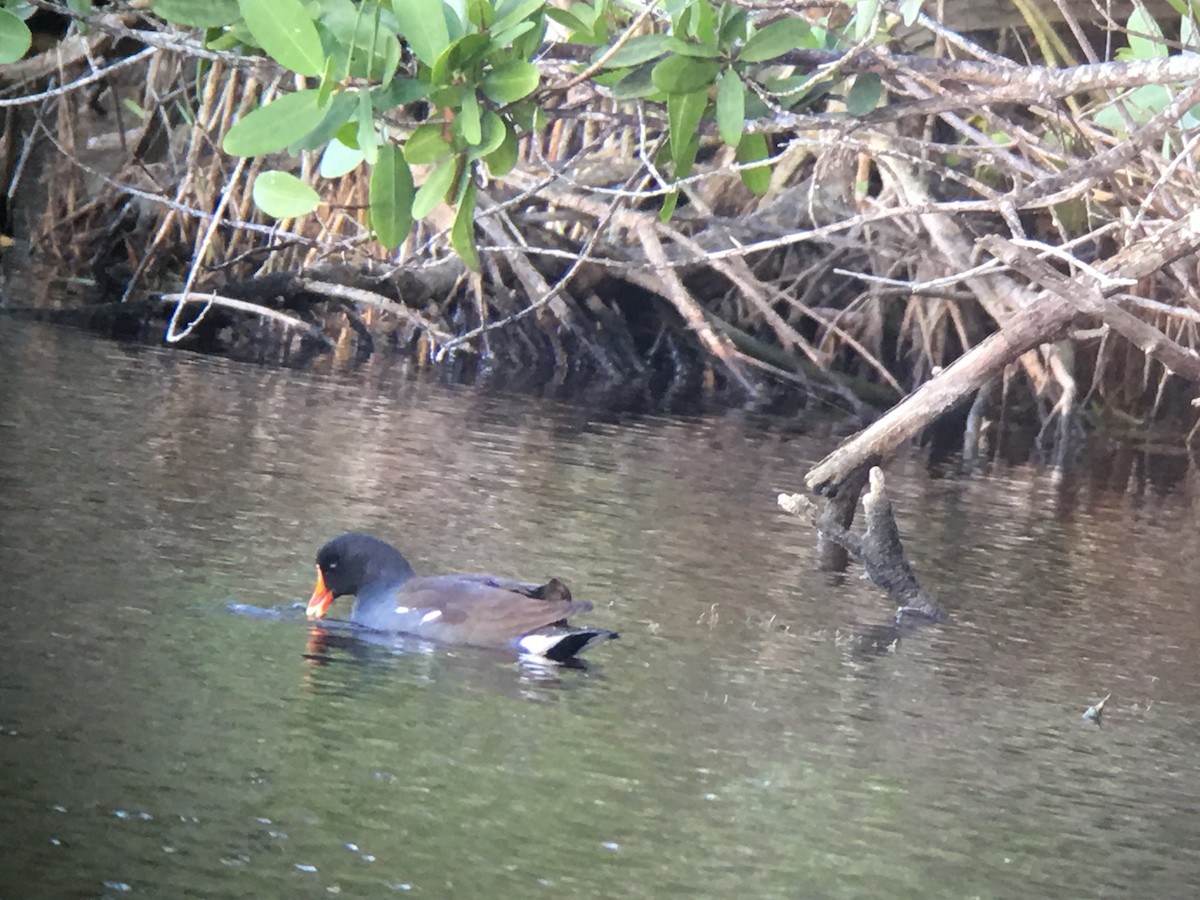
xmin=327 ymin=561 xmax=338 ymax=570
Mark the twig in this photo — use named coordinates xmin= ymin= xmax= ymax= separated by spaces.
xmin=158 ymin=293 xmax=333 ymax=346
xmin=298 ymin=278 xmax=454 ymax=345
xmin=0 ymin=46 xmax=157 ymax=107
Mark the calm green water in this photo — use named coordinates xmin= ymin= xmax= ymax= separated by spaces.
xmin=2 ymin=320 xmax=1200 ymax=898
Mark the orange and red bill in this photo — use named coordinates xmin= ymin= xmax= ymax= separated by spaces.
xmin=306 ymin=567 xmax=333 ymax=620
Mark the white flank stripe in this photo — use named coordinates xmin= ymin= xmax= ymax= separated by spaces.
xmin=419 ymin=610 xmax=442 ymax=624
xmin=517 ymin=633 xmax=561 ymax=657
xmin=395 ymin=605 xmax=411 ymax=615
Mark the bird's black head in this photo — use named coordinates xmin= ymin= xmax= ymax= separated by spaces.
xmin=306 ymin=532 xmax=416 ymax=619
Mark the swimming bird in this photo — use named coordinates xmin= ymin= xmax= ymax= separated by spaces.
xmin=305 ymin=532 xmax=617 ymax=663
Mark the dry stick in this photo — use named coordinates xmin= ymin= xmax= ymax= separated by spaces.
xmin=32 ymin=119 xmax=319 ymax=244
xmin=0 ymin=45 xmax=152 ymax=107
xmin=158 ymin=293 xmax=333 ymax=346
xmin=1006 ymin=79 xmax=1200 ymax=212
xmin=436 ymin=170 xmax=630 ymax=355
xmin=555 ymin=3 xmax=657 ymax=91
xmin=468 ymin=212 xmax=616 ymax=370
xmin=164 ymin=73 xmax=272 ymax=343
xmin=981 ymin=235 xmax=1200 ymax=383
xmin=670 ymin=226 xmax=907 ymax=394
xmin=165 ymin=150 xmax=250 ymax=343
xmin=120 ymin=56 xmax=229 ymax=303
xmin=633 ymin=218 xmax=759 ymax=394
xmin=805 ymin=208 xmax=1200 ymax=492
xmin=0 ymin=31 xmax=98 ymax=87
xmin=657 ymin=224 xmax=829 ymax=368
xmin=298 ymin=278 xmax=453 ymax=345
xmin=875 ymin=152 xmax=1054 ymax=393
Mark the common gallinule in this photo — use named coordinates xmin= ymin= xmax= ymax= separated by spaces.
xmin=305 ymin=532 xmax=617 ymax=662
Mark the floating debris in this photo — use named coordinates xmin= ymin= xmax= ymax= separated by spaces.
xmin=111 ymin=809 xmax=152 ymax=821
xmin=294 ymin=863 xmax=318 ymax=874
xmin=1083 ymin=692 xmax=1111 ymax=724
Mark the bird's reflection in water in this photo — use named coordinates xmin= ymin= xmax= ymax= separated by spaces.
xmin=301 ymin=619 xmax=601 ymax=701
xmin=224 ymin=599 xmax=603 ymax=700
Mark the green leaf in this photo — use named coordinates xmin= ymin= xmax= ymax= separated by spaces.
xmin=660 ymin=126 xmax=695 ymax=222
xmin=466 ymin=0 xmax=495 ymax=29
xmin=717 ymin=6 xmax=749 ymax=46
xmin=545 ymin=6 xmax=589 ymax=36
xmin=689 ymin=0 xmax=716 ymax=44
xmin=431 ymin=33 xmax=491 ymax=87
xmin=899 ymin=0 xmax=923 ymax=26
xmin=375 ymin=77 xmax=431 ymax=108
xmin=845 ymin=72 xmax=881 ymax=117
xmin=651 ymin=55 xmax=719 ymax=94
xmin=451 ymin=177 xmax=481 ymax=270
xmin=493 ymin=19 xmax=536 ymax=49
xmin=0 ymin=9 xmax=32 ymax=64
xmin=492 ymin=0 xmax=545 ymax=34
xmin=740 ymin=17 xmax=811 ymax=63
xmin=482 ymin=60 xmax=541 ymax=105
xmin=667 ymin=89 xmax=708 ymax=163
xmin=1127 ymin=6 xmax=1168 ymax=59
xmin=152 ymin=0 xmax=239 ymax=27
xmin=252 ymin=170 xmax=321 ymax=218
xmin=1094 ymin=84 xmax=1171 ymax=130
xmin=236 ymin=0 xmax=324 ymax=76
xmin=663 ymin=36 xmax=720 ymax=58
xmin=442 ymin=1 xmax=466 ymax=42
xmin=610 ymin=63 xmax=662 ymax=101
xmin=334 ymin=121 xmax=359 ymax=149
xmin=357 ymin=86 xmax=378 ymax=165
xmin=392 ymin=0 xmax=451 ymax=65
xmin=320 ymin=1 xmax=403 ymax=82
xmin=317 ymin=54 xmax=336 ymax=105
xmin=369 ymin=143 xmax=415 ymax=249
xmin=1183 ymin=15 xmax=1200 ymax=52
xmin=485 ymin=119 xmax=519 ymax=175
xmin=319 ymin=138 xmax=365 ymax=178
xmin=405 ymin=123 xmax=453 ymax=164
xmin=291 ymin=89 xmax=358 ymax=151
xmin=122 ymin=98 xmax=147 ymax=119
xmin=467 ymin=111 xmax=508 ymax=160
xmin=222 ymin=89 xmax=328 ymax=156
xmin=412 ymin=156 xmax=458 ymax=219
xmin=459 ymin=91 xmax=482 ymax=144
xmin=853 ymin=0 xmax=881 ymax=41
xmin=715 ymin=69 xmax=744 ymax=147
xmin=596 ymin=33 xmax=672 ymax=68
xmin=736 ymin=132 xmax=770 ymax=195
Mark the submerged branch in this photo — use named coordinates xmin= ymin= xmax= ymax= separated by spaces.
xmin=779 ymin=467 xmax=945 ymax=622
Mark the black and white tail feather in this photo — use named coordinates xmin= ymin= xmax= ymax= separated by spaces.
xmin=517 ymin=628 xmax=618 ymax=663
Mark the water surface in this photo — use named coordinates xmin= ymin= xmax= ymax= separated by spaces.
xmin=2 ymin=320 xmax=1200 ymax=898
